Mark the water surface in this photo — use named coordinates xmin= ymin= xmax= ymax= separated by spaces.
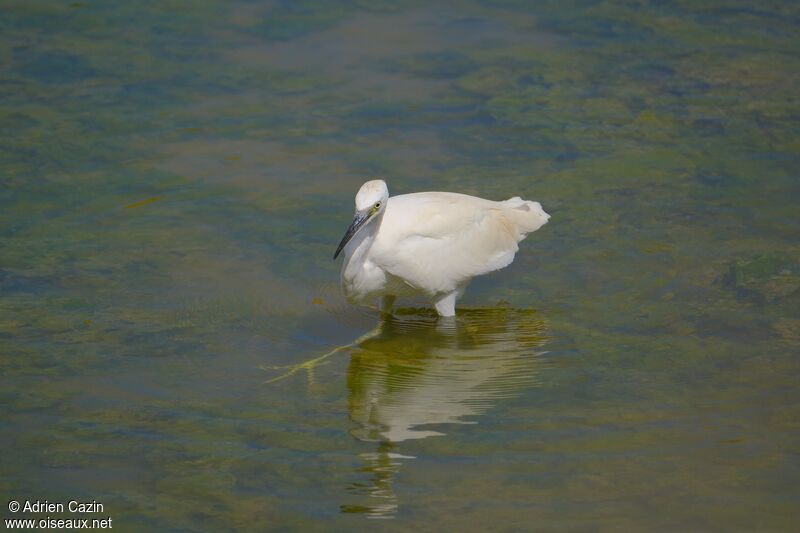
xmin=1 ymin=0 xmax=799 ymax=530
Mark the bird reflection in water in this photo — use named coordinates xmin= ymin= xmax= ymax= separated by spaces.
xmin=340 ymin=307 xmax=549 ymax=518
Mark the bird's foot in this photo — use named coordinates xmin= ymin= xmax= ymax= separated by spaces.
xmin=260 ymin=353 xmax=334 ymax=385
xmin=262 ymin=322 xmax=385 ymax=385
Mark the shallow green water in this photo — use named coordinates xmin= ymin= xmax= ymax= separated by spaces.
xmin=1 ymin=1 xmax=799 ymax=530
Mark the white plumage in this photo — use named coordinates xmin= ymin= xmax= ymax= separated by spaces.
xmin=333 ymin=180 xmax=549 ymax=316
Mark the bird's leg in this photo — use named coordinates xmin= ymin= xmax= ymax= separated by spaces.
xmin=379 ymin=295 xmax=396 ymax=316
xmin=262 ymin=321 xmax=385 ymax=385
xmin=433 ymin=284 xmax=468 ymax=317
xmin=433 ymin=291 xmax=458 ymax=317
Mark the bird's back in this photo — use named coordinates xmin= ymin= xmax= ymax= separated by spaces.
xmin=370 ymin=192 xmax=549 ymax=295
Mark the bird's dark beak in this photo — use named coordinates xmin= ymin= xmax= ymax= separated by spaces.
xmin=333 ymin=211 xmax=369 ymax=259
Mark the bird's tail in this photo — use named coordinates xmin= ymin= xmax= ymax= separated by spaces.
xmin=501 ymin=196 xmax=550 ymax=235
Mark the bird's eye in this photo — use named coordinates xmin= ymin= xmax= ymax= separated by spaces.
xmin=374 ymin=202 xmax=381 ymax=209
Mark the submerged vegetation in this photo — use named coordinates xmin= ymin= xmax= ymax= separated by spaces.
xmin=1 ymin=0 xmax=798 ymax=529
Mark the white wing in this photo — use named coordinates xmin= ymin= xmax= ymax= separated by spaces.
xmin=371 ymin=192 xmax=549 ymax=295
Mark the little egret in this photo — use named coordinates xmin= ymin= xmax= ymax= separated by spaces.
xmin=333 ymin=180 xmax=550 ymax=317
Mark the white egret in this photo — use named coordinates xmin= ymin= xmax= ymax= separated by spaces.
xmin=333 ymin=180 xmax=550 ymax=316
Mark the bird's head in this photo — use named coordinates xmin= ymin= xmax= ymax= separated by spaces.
xmin=334 ymin=179 xmax=389 ymax=260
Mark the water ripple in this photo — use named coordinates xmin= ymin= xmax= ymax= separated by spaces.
xmin=347 ymin=307 xmax=549 ymax=443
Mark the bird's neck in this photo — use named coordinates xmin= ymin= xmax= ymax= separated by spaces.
xmin=342 ymin=213 xmax=383 ymax=274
